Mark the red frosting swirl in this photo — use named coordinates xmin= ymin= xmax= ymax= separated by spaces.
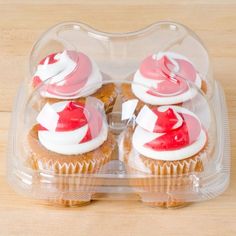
xmin=152 ymin=107 xmax=181 ymax=133
xmin=38 ymin=101 xmax=103 ymax=144
xmin=144 ymin=107 xmax=202 ymax=151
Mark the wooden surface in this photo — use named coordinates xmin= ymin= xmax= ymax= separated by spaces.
xmin=0 ymin=1 xmax=236 ymax=235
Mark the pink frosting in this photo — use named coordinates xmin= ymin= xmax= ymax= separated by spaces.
xmin=139 ymin=54 xmax=198 ymax=96
xmin=33 ymin=51 xmax=92 ymax=97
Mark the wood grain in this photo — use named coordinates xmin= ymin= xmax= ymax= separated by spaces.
xmin=0 ymin=1 xmax=236 ymax=235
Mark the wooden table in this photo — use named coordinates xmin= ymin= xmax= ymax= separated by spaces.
xmin=0 ymin=1 xmax=236 ymax=235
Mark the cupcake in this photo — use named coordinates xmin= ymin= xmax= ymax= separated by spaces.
xmin=32 ymin=50 xmax=117 ymax=113
xmin=121 ymin=52 xmax=207 ymax=112
xmin=27 ymin=99 xmax=116 ymax=206
xmin=121 ymin=105 xmax=211 ymax=207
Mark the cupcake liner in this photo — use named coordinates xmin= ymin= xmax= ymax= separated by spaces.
xmin=142 ymin=200 xmax=189 ymax=208
xmin=122 ymin=127 xmax=214 ymax=207
xmin=28 ymin=132 xmax=116 ymax=206
xmin=46 ymin=199 xmax=91 ymax=207
xmin=129 ymin=152 xmax=206 ymax=208
xmin=31 ymin=155 xmax=112 ymax=206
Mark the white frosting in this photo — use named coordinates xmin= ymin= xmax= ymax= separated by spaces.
xmin=37 ymin=101 xmax=108 ymax=155
xmin=34 ymin=51 xmax=102 ymax=99
xmin=132 ymin=126 xmax=206 ymax=161
xmin=132 ymin=73 xmax=197 ymax=105
xmin=135 ymin=104 xmax=158 ymax=132
xmin=38 ymin=122 xmax=108 ymax=155
xmin=36 ymin=103 xmax=59 ymax=131
xmin=75 ymin=59 xmax=102 ymax=98
xmin=34 ymin=51 xmax=76 ymax=85
xmin=132 ymin=106 xmax=207 ymax=161
xmin=132 ymin=52 xmax=202 ymax=105
xmin=135 ymin=105 xmax=183 ymax=133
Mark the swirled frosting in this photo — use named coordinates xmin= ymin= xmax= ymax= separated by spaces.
xmin=36 ymin=100 xmax=108 ymax=155
xmin=33 ymin=50 xmax=102 ymax=99
xmin=132 ymin=52 xmax=202 ymax=105
xmin=132 ymin=105 xmax=207 ymax=161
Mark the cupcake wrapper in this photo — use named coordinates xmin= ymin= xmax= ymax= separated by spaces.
xmin=46 ymin=199 xmax=91 ymax=207
xmin=122 ymin=127 xmax=214 ymax=207
xmin=28 ymin=132 xmax=116 ymax=207
xmin=130 ymin=154 xmax=205 ymax=208
xmin=142 ymin=200 xmax=188 ymax=208
xmin=31 ymin=155 xmax=112 ymax=206
xmin=31 ymin=154 xmax=113 ymax=206
xmin=128 ymin=151 xmax=204 ymax=190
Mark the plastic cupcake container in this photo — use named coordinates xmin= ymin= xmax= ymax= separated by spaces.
xmin=7 ymin=21 xmax=230 ymax=208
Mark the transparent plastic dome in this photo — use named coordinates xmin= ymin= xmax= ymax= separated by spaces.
xmin=29 ymin=22 xmax=214 ymax=95
xmin=7 ymin=22 xmax=230 ymax=208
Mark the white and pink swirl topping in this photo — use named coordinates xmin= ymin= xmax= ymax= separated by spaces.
xmin=132 ymin=105 xmax=207 ymax=161
xmin=33 ymin=50 xmax=102 ymax=99
xmin=132 ymin=52 xmax=202 ymax=105
xmin=36 ymin=99 xmax=108 ymax=155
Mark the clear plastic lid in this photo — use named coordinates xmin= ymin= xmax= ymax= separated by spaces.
xmin=7 ymin=22 xmax=230 ymax=208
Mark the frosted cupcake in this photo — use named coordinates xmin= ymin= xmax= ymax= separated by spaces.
xmin=121 ymin=105 xmax=210 ymax=207
xmin=32 ymin=50 xmax=117 ymax=113
xmin=121 ymin=52 xmax=207 ymax=111
xmin=27 ymin=99 xmax=116 ymax=206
